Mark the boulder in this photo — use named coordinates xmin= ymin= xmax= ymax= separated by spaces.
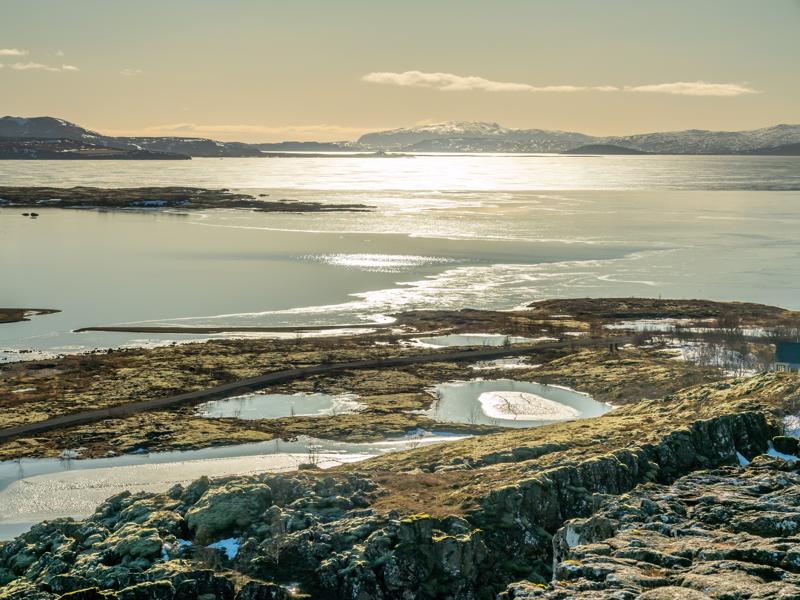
xmin=186 ymin=483 xmax=272 ymax=544
xmin=234 ymin=581 xmax=288 ymax=600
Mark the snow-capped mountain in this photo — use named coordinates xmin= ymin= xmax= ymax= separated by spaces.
xmin=358 ymin=121 xmax=511 ymax=148
xmin=358 ymin=121 xmax=593 ymax=151
xmin=606 ymin=124 xmax=800 ymax=154
xmin=358 ymin=121 xmax=800 ymax=154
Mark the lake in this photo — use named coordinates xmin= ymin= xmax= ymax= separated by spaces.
xmin=2 ymin=155 xmax=800 ymax=357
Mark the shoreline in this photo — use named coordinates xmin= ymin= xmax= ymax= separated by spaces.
xmin=0 ymin=308 xmax=60 ymax=325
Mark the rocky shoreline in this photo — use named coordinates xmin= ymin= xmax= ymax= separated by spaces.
xmin=0 ymin=187 xmax=371 ymax=213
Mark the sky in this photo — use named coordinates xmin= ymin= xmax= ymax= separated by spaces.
xmin=1 ymin=0 xmax=798 ymax=142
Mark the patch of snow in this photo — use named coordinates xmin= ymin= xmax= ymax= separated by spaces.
xmin=11 ymin=387 xmax=36 ymax=394
xmin=736 ymin=451 xmax=750 ymax=466
xmin=783 ymin=415 xmax=800 ymax=437
xmin=604 ymin=318 xmax=700 ymax=332
xmin=564 ymin=525 xmax=582 ymax=548
xmin=478 ymin=391 xmax=581 ymax=421
xmin=58 ymin=448 xmax=85 ymax=460
xmin=470 ymin=357 xmax=539 ymax=371
xmin=207 ymin=537 xmax=240 ymax=560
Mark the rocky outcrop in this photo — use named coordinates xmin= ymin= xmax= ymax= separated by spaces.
xmin=471 ymin=411 xmax=776 ymax=587
xmin=0 ymin=473 xmax=381 ymax=599
xmin=501 ymin=455 xmax=800 ymax=598
xmin=1 ymin=374 xmax=797 ymax=599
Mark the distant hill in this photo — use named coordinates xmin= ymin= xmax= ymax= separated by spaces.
xmin=113 ymin=137 xmax=261 ymax=158
xmin=562 ymin=144 xmax=649 ymax=155
xmin=0 ymin=116 xmax=260 ymax=158
xmin=748 ymin=142 xmax=800 ymax=156
xmin=253 ymin=141 xmax=351 ymax=152
xmin=0 ymin=137 xmax=189 ymax=160
xmin=4 ymin=116 xmax=800 ymax=157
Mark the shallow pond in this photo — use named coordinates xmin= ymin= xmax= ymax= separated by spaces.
xmin=196 ymin=392 xmax=365 ymax=419
xmin=424 ymin=379 xmax=610 ymax=428
xmin=411 ymin=333 xmax=551 ymax=348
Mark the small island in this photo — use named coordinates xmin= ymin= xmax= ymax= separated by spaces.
xmin=0 ymin=308 xmax=60 ymax=324
xmin=0 ymin=186 xmax=372 ymax=212
xmin=562 ymin=144 xmax=650 ymax=155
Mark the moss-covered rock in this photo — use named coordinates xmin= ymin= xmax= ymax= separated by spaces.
xmin=186 ymin=483 xmax=272 ymax=544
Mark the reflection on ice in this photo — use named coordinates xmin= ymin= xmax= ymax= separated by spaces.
xmin=308 ymin=253 xmax=459 ymax=273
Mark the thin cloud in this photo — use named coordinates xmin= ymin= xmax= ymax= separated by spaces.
xmin=0 ymin=48 xmax=27 ymax=56
xmin=120 ymin=68 xmax=143 ymax=76
xmin=362 ymin=70 xmax=616 ymax=93
xmin=8 ymin=62 xmax=79 ymax=72
xmin=362 ymin=70 xmax=759 ymax=97
xmin=624 ymin=81 xmax=758 ymax=97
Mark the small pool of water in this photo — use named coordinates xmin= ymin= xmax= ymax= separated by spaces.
xmin=196 ymin=392 xmax=365 ymax=419
xmin=0 ymin=431 xmax=467 ymax=540
xmin=411 ymin=333 xmax=553 ymax=348
xmin=424 ymin=379 xmax=610 ymax=428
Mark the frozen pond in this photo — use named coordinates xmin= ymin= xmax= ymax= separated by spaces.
xmin=197 ymin=392 xmax=365 ymax=419
xmin=424 ymin=379 xmax=610 ymax=428
xmin=0 ymin=432 xmax=467 ymax=540
xmin=411 ymin=333 xmax=550 ymax=348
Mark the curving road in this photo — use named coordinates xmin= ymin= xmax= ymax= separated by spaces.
xmin=0 ymin=336 xmax=631 ymax=442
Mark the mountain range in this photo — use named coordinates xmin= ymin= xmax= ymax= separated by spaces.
xmin=356 ymin=121 xmax=800 ymax=154
xmin=2 ymin=116 xmax=800 ymax=158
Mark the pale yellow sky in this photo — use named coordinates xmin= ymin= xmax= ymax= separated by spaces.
xmin=1 ymin=0 xmax=798 ymax=142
